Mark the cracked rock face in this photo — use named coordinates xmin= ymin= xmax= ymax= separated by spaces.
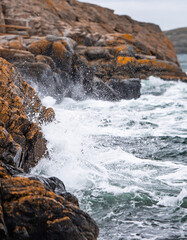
xmin=0 ymin=57 xmax=55 ymax=172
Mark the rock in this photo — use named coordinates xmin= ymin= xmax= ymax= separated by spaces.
xmin=0 ymin=126 xmax=22 ymax=167
xmin=0 ymin=4 xmax=5 ymax=34
xmin=165 ymin=27 xmax=187 ymax=54
xmin=85 ymin=47 xmax=111 ymax=61
xmin=0 ymin=47 xmax=35 ymax=63
xmin=0 ymin=163 xmax=99 ymax=240
xmin=9 ymin=40 xmax=25 ymax=51
xmin=62 ymin=37 xmax=77 ymax=52
xmin=27 ymin=175 xmax=79 ymax=206
xmin=0 ymin=197 xmax=7 ymax=239
xmin=52 ymin=41 xmax=72 ymax=69
xmin=115 ymin=57 xmax=186 ymax=80
xmin=0 ymin=58 xmax=55 ymax=171
xmin=92 ymin=77 xmax=119 ymax=101
xmin=70 ymin=55 xmax=94 ymax=98
xmin=28 ymin=40 xmax=51 ymax=55
xmin=36 ymin=55 xmax=56 ymax=70
xmin=108 ymin=79 xmax=141 ymax=100
xmin=0 ymin=0 xmax=186 ymax=103
xmin=16 ymin=61 xmax=52 ymax=81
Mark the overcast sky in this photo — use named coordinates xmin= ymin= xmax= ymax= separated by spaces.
xmin=79 ymin=0 xmax=187 ymax=30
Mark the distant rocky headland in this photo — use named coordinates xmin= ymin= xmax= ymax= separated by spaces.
xmin=0 ymin=0 xmax=186 ymax=239
xmin=165 ymin=27 xmax=187 ymax=54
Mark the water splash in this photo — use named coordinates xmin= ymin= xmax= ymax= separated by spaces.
xmin=32 ymin=77 xmax=187 ymax=240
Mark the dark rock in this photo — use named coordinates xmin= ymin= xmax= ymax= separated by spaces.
xmin=27 ymin=175 xmax=79 ymax=207
xmin=92 ymin=77 xmax=119 ymax=101
xmin=36 ymin=55 xmax=57 ymax=70
xmin=108 ymin=79 xmax=141 ymax=100
xmin=0 ymin=163 xmax=99 ymax=240
xmin=70 ymin=55 xmax=95 ymax=98
xmin=28 ymin=175 xmax=66 ymax=194
xmin=0 ymin=57 xmax=55 ymax=172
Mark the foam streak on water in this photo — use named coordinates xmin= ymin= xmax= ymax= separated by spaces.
xmin=32 ymin=76 xmax=187 ymax=240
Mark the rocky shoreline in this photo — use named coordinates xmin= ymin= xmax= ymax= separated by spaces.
xmin=0 ymin=58 xmax=99 ymax=240
xmin=0 ymin=0 xmax=186 ymax=102
xmin=0 ymin=0 xmax=187 ymax=239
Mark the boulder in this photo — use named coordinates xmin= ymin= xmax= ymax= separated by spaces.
xmin=0 ymin=162 xmax=99 ymax=240
xmin=108 ymin=79 xmax=141 ymax=100
xmin=28 ymin=40 xmax=52 ymax=55
xmin=91 ymin=77 xmax=119 ymax=101
xmin=9 ymin=40 xmax=25 ymax=51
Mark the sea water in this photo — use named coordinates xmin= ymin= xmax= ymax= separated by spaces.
xmin=32 ymin=55 xmax=187 ymax=240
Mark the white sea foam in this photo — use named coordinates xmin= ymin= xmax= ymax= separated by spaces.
xmin=157 ymin=188 xmax=187 ymax=207
xmin=31 ymin=77 xmax=187 ymax=239
xmin=32 ymin=79 xmax=186 ymax=191
xmin=42 ymin=96 xmax=56 ymax=107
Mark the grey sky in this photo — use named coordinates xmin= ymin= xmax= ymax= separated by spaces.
xmin=79 ymin=0 xmax=187 ymax=30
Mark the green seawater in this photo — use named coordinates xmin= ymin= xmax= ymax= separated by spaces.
xmin=33 ymin=54 xmax=187 ymax=240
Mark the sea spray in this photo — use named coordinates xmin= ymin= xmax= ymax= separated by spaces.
xmin=32 ymin=76 xmax=187 ymax=240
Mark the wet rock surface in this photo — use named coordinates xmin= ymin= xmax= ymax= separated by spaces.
xmin=0 ymin=162 xmax=99 ymax=240
xmin=0 ymin=58 xmax=55 ymax=171
xmin=0 ymin=58 xmax=99 ymax=239
xmin=0 ymin=0 xmax=186 ymax=103
xmin=0 ymin=1 xmax=186 ymax=239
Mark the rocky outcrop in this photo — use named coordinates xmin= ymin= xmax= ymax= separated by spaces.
xmin=0 ymin=1 xmax=186 ymax=239
xmin=165 ymin=27 xmax=187 ymax=54
xmin=0 ymin=57 xmax=55 ymax=172
xmin=0 ymin=57 xmax=99 ymax=239
xmin=0 ymin=161 xmax=99 ymax=240
xmin=0 ymin=0 xmax=186 ymax=103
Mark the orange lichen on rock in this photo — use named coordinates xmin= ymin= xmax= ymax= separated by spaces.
xmin=9 ymin=40 xmax=25 ymax=51
xmin=136 ymin=59 xmax=151 ymax=65
xmin=47 ymin=216 xmax=71 ymax=226
xmin=137 ymin=58 xmax=178 ymax=71
xmin=120 ymin=34 xmax=133 ymax=41
xmin=115 ymin=46 xmax=126 ymax=54
xmin=110 ymin=33 xmax=134 ymax=45
xmin=0 ymin=170 xmax=99 ymax=240
xmin=40 ymin=107 xmax=55 ymax=123
xmin=117 ymin=56 xmax=179 ymax=72
xmin=43 ymin=0 xmax=59 ymax=14
xmin=117 ymin=56 xmax=136 ymax=65
xmin=0 ymin=57 xmax=55 ymax=170
xmin=52 ymin=41 xmax=67 ymax=60
xmin=28 ymin=40 xmax=51 ymax=55
xmin=0 ymin=166 xmax=11 ymax=179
